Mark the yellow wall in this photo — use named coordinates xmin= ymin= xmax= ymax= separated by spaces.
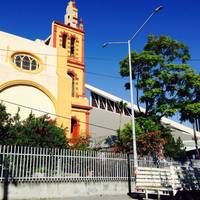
xmin=56 ymin=47 xmax=72 ymax=137
xmin=53 ymin=23 xmax=84 ymax=63
xmin=53 ymin=21 xmax=90 ymax=140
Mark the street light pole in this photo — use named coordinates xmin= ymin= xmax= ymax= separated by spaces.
xmin=129 ymin=6 xmax=163 ymax=42
xmin=103 ymin=5 xmax=163 ymax=190
xmin=127 ymin=39 xmax=138 ymax=172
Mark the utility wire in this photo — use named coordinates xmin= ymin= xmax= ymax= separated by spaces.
xmin=189 ymin=59 xmax=200 ymax=62
xmin=0 ymin=48 xmax=115 ymax=61
xmin=0 ymin=56 xmax=122 ymax=80
xmin=85 ymin=71 xmax=121 ymax=79
xmin=1 ymin=47 xmax=200 ymax=62
xmin=0 ymin=48 xmax=122 ymax=131
xmin=0 ymin=98 xmax=117 ymax=132
xmin=0 ymin=48 xmax=200 ymax=62
xmin=0 ymin=47 xmax=199 ymax=79
xmin=0 ymin=49 xmax=122 ymax=79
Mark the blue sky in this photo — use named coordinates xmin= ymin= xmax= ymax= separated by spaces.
xmin=0 ymin=0 xmax=199 ymax=123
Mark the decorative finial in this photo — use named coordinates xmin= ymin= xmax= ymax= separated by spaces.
xmin=72 ymin=0 xmax=76 ymax=8
xmin=79 ymin=17 xmax=84 ymax=30
xmin=80 ymin=17 xmax=83 ymax=24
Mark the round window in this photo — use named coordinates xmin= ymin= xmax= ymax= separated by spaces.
xmin=12 ymin=54 xmax=40 ymax=71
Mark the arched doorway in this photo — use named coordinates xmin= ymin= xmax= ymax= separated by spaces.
xmin=71 ymin=117 xmax=80 ymax=139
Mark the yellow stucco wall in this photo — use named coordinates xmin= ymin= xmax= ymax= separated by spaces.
xmin=56 ymin=47 xmax=72 ymax=137
xmin=53 ymin=23 xmax=84 ymax=63
xmin=54 ymin=21 xmax=90 ymax=139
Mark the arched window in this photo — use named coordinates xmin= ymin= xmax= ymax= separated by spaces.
xmin=68 ymin=72 xmax=75 ymax=97
xmin=70 ymin=37 xmax=75 ymax=56
xmin=22 ymin=56 xmax=30 ymax=70
xmin=62 ymin=34 xmax=67 ymax=49
xmin=71 ymin=117 xmax=79 ymax=138
xmin=15 ymin=56 xmax=21 ymax=67
xmin=12 ymin=54 xmax=39 ymax=71
xmin=31 ymin=60 xmax=37 ymax=70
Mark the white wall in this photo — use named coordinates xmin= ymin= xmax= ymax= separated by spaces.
xmin=0 ymin=31 xmax=58 ymax=99
xmin=0 ymin=182 xmax=128 ymax=199
xmin=0 ymin=85 xmax=55 ymax=119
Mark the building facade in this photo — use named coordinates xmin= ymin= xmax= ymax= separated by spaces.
xmin=0 ymin=0 xmax=199 ymax=150
xmin=0 ymin=1 xmax=91 ymax=140
xmin=86 ymin=84 xmax=200 ymax=151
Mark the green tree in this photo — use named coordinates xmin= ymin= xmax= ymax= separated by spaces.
xmin=0 ymin=103 xmax=68 ymax=148
xmin=118 ymin=35 xmax=200 ymax=159
xmin=120 ymin=35 xmax=194 ymax=120
xmin=69 ymin=136 xmax=91 ymax=150
xmin=0 ymin=103 xmax=13 ymax=143
xmin=14 ymin=114 xmax=68 ymax=148
xmin=116 ymin=100 xmax=128 ymax=129
xmin=107 ymin=117 xmax=186 ymax=160
xmin=164 ymin=134 xmax=185 ymax=160
xmin=178 ymin=73 xmax=200 ymax=158
xmin=178 ymin=73 xmax=200 ymax=122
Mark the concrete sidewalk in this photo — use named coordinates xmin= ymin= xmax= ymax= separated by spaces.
xmin=53 ymin=194 xmax=134 ymax=200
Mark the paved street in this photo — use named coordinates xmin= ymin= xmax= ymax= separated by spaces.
xmin=51 ymin=195 xmax=134 ymax=200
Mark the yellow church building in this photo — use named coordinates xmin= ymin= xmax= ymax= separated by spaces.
xmin=0 ymin=1 xmax=91 ymax=141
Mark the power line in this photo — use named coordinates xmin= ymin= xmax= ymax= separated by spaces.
xmin=0 ymin=56 xmax=122 ymax=80
xmin=1 ymin=47 xmax=200 ymax=62
xmin=190 ymin=59 xmax=200 ymax=62
xmin=0 ymin=54 xmax=122 ymax=80
xmin=1 ymin=47 xmax=200 ymax=63
xmin=1 ymin=48 xmax=199 ymax=80
xmin=86 ymin=71 xmax=121 ymax=79
xmin=0 ymin=48 xmax=115 ymax=61
xmin=0 ymin=99 xmax=117 ymax=132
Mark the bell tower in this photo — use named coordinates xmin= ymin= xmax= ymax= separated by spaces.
xmin=51 ymin=0 xmax=91 ymax=142
xmin=51 ymin=0 xmax=91 ymax=143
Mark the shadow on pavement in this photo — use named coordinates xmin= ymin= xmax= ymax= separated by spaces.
xmin=128 ymin=191 xmax=200 ymax=200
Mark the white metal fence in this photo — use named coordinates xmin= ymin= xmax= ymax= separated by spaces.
xmin=0 ymin=145 xmax=182 ymax=183
xmin=0 ymin=145 xmax=132 ymax=182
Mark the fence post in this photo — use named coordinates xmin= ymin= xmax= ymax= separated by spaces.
xmin=170 ymin=164 xmax=176 ymax=196
xmin=127 ymin=153 xmax=132 ymax=195
xmin=3 ymin=157 xmax=9 ymax=200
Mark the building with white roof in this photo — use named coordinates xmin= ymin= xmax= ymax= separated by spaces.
xmin=86 ymin=84 xmax=200 ymax=151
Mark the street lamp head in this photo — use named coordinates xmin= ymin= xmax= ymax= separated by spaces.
xmin=155 ymin=6 xmax=163 ymax=12
xmin=102 ymin=42 xmax=109 ymax=48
